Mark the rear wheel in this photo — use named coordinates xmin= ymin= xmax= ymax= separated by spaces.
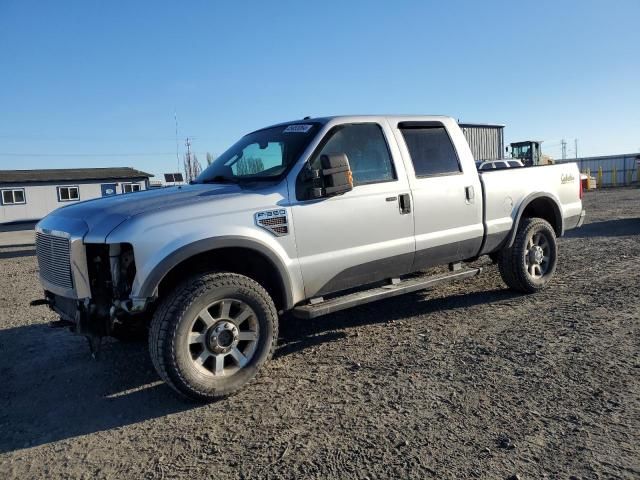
xmin=497 ymin=217 xmax=558 ymax=293
xmin=149 ymin=272 xmax=278 ymax=401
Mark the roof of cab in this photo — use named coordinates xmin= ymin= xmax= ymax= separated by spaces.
xmin=255 ymin=115 xmax=455 ymax=132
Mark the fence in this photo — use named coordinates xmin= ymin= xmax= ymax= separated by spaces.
xmin=556 ymin=152 xmax=640 ymax=187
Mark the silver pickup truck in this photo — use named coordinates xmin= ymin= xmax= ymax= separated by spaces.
xmin=35 ymin=115 xmax=585 ymax=400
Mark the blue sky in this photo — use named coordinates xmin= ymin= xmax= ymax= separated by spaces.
xmin=1 ymin=0 xmax=638 ymax=179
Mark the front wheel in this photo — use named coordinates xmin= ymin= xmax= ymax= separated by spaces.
xmin=497 ymin=217 xmax=558 ymax=293
xmin=149 ymin=272 xmax=278 ymax=401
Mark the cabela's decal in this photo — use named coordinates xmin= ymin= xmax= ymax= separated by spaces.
xmin=561 ymin=173 xmax=575 ymax=184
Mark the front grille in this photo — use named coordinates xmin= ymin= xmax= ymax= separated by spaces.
xmin=36 ymin=232 xmax=73 ymax=290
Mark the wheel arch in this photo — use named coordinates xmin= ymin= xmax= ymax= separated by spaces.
xmin=506 ymin=193 xmax=563 ymax=248
xmin=139 ymin=237 xmax=293 ymax=311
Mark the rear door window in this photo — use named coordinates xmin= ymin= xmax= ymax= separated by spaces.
xmin=399 ymin=126 xmax=461 ymax=177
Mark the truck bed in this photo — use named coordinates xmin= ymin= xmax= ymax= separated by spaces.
xmin=479 ymin=163 xmax=584 ymax=252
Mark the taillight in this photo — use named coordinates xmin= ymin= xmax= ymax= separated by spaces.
xmin=579 ymin=176 xmax=584 ymax=199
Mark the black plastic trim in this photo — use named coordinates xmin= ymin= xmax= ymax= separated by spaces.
xmin=315 ymin=252 xmax=415 ymax=297
xmin=411 ymin=238 xmax=481 ymax=271
xmin=312 ymin=237 xmax=484 ymax=298
xmin=564 ymin=211 xmax=586 ymax=231
xmin=481 ymin=232 xmax=509 ymax=255
xmin=506 ymin=193 xmax=563 ymax=248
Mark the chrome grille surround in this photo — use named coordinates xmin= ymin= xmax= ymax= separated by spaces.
xmin=36 ymin=231 xmax=73 ymax=290
xmin=35 ymin=217 xmax=91 ymax=299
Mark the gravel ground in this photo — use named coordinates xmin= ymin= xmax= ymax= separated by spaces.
xmin=0 ymin=187 xmax=638 ymax=479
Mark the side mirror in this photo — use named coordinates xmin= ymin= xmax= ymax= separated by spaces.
xmin=303 ymin=153 xmax=354 ymax=199
xmin=320 ymin=153 xmax=353 ymax=196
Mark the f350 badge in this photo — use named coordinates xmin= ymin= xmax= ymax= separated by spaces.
xmin=255 ymin=209 xmax=289 ymax=237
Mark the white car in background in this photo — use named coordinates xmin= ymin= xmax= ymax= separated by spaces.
xmin=477 ymin=159 xmax=525 ymax=170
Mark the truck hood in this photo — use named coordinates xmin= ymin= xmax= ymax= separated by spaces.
xmin=37 ymin=183 xmax=243 ymax=242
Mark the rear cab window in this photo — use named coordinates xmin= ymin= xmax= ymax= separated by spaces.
xmin=398 ymin=123 xmax=461 ymax=177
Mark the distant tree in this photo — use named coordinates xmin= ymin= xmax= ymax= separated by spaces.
xmin=236 ymin=156 xmax=264 ymax=176
xmin=193 ymin=154 xmax=202 ymax=178
xmin=206 ymin=152 xmax=214 ymax=166
xmin=183 ymin=152 xmax=203 ymax=182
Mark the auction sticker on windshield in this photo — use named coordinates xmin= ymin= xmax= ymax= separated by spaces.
xmin=283 ymin=124 xmax=313 ymax=133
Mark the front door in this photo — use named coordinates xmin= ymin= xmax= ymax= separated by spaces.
xmin=290 ymin=122 xmax=415 ymax=299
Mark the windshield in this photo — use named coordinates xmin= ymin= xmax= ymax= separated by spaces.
xmin=512 ymin=144 xmax=531 ymax=159
xmin=196 ymin=123 xmax=321 ymax=183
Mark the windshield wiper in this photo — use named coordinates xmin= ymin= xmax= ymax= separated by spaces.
xmin=200 ymin=175 xmax=239 ymax=184
xmin=201 ymin=175 xmax=279 ymax=184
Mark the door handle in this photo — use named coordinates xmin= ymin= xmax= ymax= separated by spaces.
xmin=465 ymin=186 xmax=475 ymax=203
xmin=399 ymin=193 xmax=411 ymax=214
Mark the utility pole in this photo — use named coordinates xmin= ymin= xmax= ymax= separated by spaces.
xmin=174 ymin=110 xmax=180 ymax=173
xmin=574 ymin=138 xmax=578 ymax=159
xmin=185 ymin=137 xmax=192 ymax=159
xmin=561 ymin=139 xmax=567 ymax=160
xmin=184 ymin=137 xmax=192 ymax=182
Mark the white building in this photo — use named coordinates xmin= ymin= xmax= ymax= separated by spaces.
xmin=0 ymin=167 xmax=153 ymax=224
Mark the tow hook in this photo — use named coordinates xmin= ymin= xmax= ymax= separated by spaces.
xmin=30 ymin=299 xmax=50 ymax=307
xmin=86 ymin=335 xmax=103 ymax=360
xmin=49 ymin=319 xmax=75 ymax=329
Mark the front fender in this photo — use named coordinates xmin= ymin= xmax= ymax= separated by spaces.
xmin=134 ymin=235 xmax=296 ymax=309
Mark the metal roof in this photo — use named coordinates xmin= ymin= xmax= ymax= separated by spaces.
xmin=0 ymin=167 xmax=153 ymax=184
xmin=459 ymin=122 xmax=505 ymax=128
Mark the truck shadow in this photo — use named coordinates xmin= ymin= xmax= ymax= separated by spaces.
xmin=0 ymin=248 xmax=36 ymax=259
xmin=0 ymin=221 xmax=37 ymax=233
xmin=276 ymin=287 xmax=521 ymax=359
xmin=0 ymin=285 xmax=518 ymax=453
xmin=565 ymin=217 xmax=640 ymax=238
xmin=0 ymin=323 xmax=191 ymax=454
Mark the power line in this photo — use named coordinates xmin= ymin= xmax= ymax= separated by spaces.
xmin=0 ymin=134 xmax=186 ymax=141
xmin=0 ymin=152 xmax=176 ymax=157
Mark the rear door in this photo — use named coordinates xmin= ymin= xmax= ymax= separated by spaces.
xmin=290 ymin=121 xmax=415 ymax=298
xmin=393 ymin=120 xmax=483 ymax=269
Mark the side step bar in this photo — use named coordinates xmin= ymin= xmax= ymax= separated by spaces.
xmin=292 ymin=267 xmax=483 ymax=319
